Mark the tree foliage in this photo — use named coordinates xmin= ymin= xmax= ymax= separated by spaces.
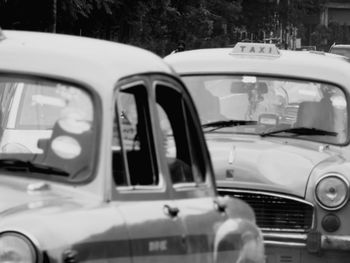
xmin=0 ymin=0 xmax=242 ymax=55
xmin=0 ymin=0 xmax=332 ymax=54
xmin=0 ymin=0 xmax=113 ymax=33
xmin=108 ymin=0 xmax=242 ymax=55
xmin=311 ymin=22 xmax=350 ymax=51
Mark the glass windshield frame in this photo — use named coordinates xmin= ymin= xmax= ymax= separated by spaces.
xmin=181 ymin=73 xmax=349 ymax=146
xmin=0 ymin=73 xmax=101 ymax=184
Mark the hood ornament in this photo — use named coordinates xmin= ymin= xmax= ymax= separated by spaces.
xmin=226 ymin=145 xmax=236 ymax=179
xmin=318 ymin=144 xmax=330 ymax=152
xmin=228 ymin=145 xmax=236 ymax=164
xmin=27 ymin=181 xmax=50 ymax=193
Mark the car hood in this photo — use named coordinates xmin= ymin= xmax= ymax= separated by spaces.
xmin=0 ymin=175 xmax=95 ymax=217
xmin=207 ymin=133 xmax=338 ymax=198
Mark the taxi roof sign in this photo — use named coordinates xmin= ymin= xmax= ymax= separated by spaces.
xmin=230 ymin=42 xmax=280 ymax=57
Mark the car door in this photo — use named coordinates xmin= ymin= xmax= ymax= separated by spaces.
xmin=153 ymin=79 xmax=228 ymax=263
xmin=111 ymin=78 xmax=188 ymax=263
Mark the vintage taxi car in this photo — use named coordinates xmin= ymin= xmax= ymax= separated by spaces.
xmin=165 ymin=42 xmax=350 ymax=263
xmin=0 ymin=30 xmax=265 ymax=263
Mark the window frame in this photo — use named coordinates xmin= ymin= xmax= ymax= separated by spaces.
xmin=152 ymin=77 xmax=215 ymax=197
xmin=112 ymin=78 xmax=166 ymax=194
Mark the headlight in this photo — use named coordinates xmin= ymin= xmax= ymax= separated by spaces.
xmin=315 ymin=174 xmax=349 ymax=210
xmin=0 ymin=232 xmax=37 ymax=263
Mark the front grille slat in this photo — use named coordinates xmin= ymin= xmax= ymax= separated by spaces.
xmin=220 ymin=191 xmax=314 ymax=232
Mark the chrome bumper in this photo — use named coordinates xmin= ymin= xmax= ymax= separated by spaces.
xmin=263 ymin=233 xmax=307 ymax=248
xmin=321 ymin=235 xmax=350 ymax=251
xmin=264 ymin=232 xmax=350 ymax=252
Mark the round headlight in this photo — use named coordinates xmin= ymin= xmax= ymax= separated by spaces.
xmin=315 ymin=174 xmax=349 ymax=210
xmin=0 ymin=232 xmax=37 ymax=263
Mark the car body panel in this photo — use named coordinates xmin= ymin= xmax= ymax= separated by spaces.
xmin=206 ymin=133 xmax=338 ymax=197
xmin=1 ymin=31 xmax=172 ymax=86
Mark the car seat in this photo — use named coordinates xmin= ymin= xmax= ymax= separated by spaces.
xmin=295 ymin=100 xmax=334 ymax=132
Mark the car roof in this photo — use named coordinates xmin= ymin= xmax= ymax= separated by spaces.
xmin=0 ymin=30 xmax=173 ymax=90
xmin=164 ymin=47 xmax=350 ymax=87
xmin=331 ymin=44 xmax=350 ymax=49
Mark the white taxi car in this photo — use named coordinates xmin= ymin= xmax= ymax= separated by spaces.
xmin=329 ymin=44 xmax=350 ymax=59
xmin=0 ymin=31 xmax=265 ymax=263
xmin=165 ymin=42 xmax=350 ymax=262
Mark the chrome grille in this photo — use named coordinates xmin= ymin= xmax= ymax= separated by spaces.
xmin=220 ymin=190 xmax=314 ymax=232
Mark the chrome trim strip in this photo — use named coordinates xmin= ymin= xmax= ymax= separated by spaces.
xmin=264 ymin=241 xmax=306 ymax=248
xmin=263 ymin=232 xmax=307 ymax=248
xmin=263 ymin=233 xmax=308 ymax=240
xmin=218 ymin=188 xmax=314 ymax=207
xmin=260 ymin=227 xmax=308 ymax=233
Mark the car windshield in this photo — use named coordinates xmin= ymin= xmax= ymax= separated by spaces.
xmin=0 ymin=76 xmax=95 ymax=182
xmin=183 ymin=75 xmax=348 ymax=145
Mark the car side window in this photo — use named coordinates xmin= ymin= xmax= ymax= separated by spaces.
xmin=155 ymin=83 xmax=206 ymax=185
xmin=112 ymin=84 xmax=159 ymax=187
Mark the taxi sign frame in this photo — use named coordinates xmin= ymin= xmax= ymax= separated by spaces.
xmin=230 ymin=42 xmax=280 ymax=57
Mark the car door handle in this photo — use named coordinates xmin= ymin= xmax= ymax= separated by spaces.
xmin=163 ymin=204 xmax=179 ymax=217
xmin=214 ymin=198 xmax=226 ymax=213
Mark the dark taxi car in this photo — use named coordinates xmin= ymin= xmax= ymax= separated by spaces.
xmin=165 ymin=42 xmax=350 ymax=263
xmin=0 ymin=31 xmax=264 ymax=263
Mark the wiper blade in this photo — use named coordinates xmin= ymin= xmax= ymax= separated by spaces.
xmin=260 ymin=127 xmax=338 ymax=137
xmin=202 ymin=120 xmax=257 ymax=132
xmin=0 ymin=159 xmax=69 ymax=176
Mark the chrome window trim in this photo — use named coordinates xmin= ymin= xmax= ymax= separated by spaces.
xmin=114 ymin=79 xmax=165 ymax=190
xmin=153 ymin=80 xmax=211 ymax=189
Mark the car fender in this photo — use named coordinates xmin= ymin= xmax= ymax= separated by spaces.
xmin=0 ymin=202 xmax=131 ymax=262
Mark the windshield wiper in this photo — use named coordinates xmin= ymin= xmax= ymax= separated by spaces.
xmin=0 ymin=159 xmax=69 ymax=176
xmin=260 ymin=127 xmax=338 ymax=137
xmin=202 ymin=120 xmax=257 ymax=132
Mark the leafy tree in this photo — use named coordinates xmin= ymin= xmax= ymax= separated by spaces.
xmin=310 ymin=24 xmax=330 ymax=50
xmin=0 ymin=0 xmax=51 ymax=31
xmin=0 ymin=0 xmax=243 ymax=55
xmin=0 ymin=0 xmax=113 ymax=33
xmin=108 ymin=0 xmax=241 ymax=55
